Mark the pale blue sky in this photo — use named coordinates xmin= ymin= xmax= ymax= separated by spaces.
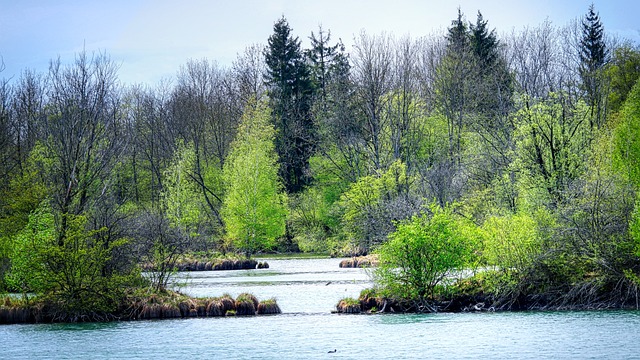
xmin=1 ymin=0 xmax=638 ymax=85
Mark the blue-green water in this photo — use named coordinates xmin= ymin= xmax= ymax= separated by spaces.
xmin=2 ymin=258 xmax=640 ymax=359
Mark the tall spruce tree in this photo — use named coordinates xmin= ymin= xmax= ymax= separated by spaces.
xmin=447 ymin=8 xmax=470 ymax=54
xmin=469 ymin=11 xmax=513 ymax=121
xmin=264 ymin=16 xmax=315 ymax=193
xmin=437 ymin=8 xmax=474 ymax=163
xmin=580 ymin=3 xmax=608 ymax=130
xmin=306 ymin=25 xmax=339 ymax=107
xmin=470 ymin=11 xmax=498 ymax=70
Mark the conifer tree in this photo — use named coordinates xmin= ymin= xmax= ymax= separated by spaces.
xmin=580 ymin=3 xmax=608 ymax=130
xmin=306 ymin=25 xmax=339 ymax=106
xmin=264 ymin=16 xmax=315 ymax=193
xmin=470 ymin=11 xmax=498 ymax=70
xmin=437 ymin=8 xmax=473 ymax=163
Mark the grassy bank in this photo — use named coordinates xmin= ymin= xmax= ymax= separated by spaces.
xmin=0 ymin=290 xmax=281 ymax=324
xmin=141 ymin=252 xmax=270 ymax=272
xmin=335 ymin=271 xmax=640 ymax=314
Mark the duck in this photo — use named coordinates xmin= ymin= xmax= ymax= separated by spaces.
xmin=328 ymin=349 xmax=337 ymax=353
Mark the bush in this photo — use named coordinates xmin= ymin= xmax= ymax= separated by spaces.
xmin=374 ymin=204 xmax=477 ymax=305
xmin=5 ymin=203 xmax=142 ymax=321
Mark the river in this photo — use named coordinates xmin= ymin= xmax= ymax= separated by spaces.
xmin=1 ymin=258 xmax=639 ymax=359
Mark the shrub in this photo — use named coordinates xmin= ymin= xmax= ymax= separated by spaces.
xmin=374 ymin=204 xmax=477 ymax=305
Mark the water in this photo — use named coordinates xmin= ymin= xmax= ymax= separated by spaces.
xmin=2 ymin=258 xmax=640 ymax=359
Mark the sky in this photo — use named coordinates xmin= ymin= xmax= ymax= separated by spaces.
xmin=1 ymin=0 xmax=639 ymax=86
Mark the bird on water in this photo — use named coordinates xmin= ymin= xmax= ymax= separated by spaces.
xmin=328 ymin=349 xmax=337 ymax=353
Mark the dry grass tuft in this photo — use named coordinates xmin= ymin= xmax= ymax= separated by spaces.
xmin=336 ymin=297 xmax=361 ymax=314
xmin=257 ymin=298 xmax=281 ymax=314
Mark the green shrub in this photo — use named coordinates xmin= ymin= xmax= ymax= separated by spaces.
xmin=374 ymin=204 xmax=477 ymax=303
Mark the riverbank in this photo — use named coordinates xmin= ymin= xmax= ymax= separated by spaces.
xmin=141 ymin=253 xmax=269 ymax=272
xmin=0 ymin=290 xmax=281 ymax=325
xmin=335 ymin=274 xmax=640 ymax=314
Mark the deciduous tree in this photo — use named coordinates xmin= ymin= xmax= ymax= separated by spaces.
xmin=222 ymin=100 xmax=287 ymax=257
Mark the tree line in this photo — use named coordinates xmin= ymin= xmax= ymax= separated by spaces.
xmin=1 ymin=5 xmax=640 ymax=310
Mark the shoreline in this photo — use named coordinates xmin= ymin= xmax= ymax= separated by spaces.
xmin=335 ymin=289 xmax=640 ymax=315
xmin=0 ymin=291 xmax=281 ymax=325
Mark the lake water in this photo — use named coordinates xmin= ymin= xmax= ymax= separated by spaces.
xmin=2 ymin=258 xmax=640 ymax=359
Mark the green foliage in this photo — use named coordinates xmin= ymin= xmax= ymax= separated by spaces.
xmin=374 ymin=204 xmax=477 ymax=302
xmin=0 ymin=142 xmax=50 ymax=238
xmin=481 ymin=211 xmax=545 ymax=273
xmin=288 ymin=154 xmax=351 ymax=253
xmin=162 ymin=142 xmax=204 ymax=237
xmin=613 ymin=78 xmax=640 ymax=188
xmin=5 ymin=204 xmax=54 ymax=297
xmin=631 ymin=199 xmax=640 ymax=258
xmin=289 ymin=187 xmax=334 ymax=252
xmin=605 ymin=45 xmax=640 ymax=114
xmin=6 ymin=203 xmax=138 ymax=317
xmin=222 ymin=100 xmax=288 ymax=257
xmin=0 ymin=143 xmax=50 ymax=291
xmin=337 ymin=160 xmax=409 ymax=252
xmin=513 ymin=94 xmax=591 ymax=207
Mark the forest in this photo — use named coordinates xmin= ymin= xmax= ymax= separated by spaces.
xmin=1 ymin=5 xmax=640 ymax=316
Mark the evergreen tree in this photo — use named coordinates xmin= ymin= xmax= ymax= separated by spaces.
xmin=468 ymin=11 xmax=513 ymax=123
xmin=446 ymin=8 xmax=470 ymax=54
xmin=437 ymin=8 xmax=473 ymax=163
xmin=466 ymin=11 xmax=515 ymax=195
xmin=580 ymin=3 xmax=608 ymax=130
xmin=306 ymin=25 xmax=340 ymax=106
xmin=470 ymin=11 xmax=498 ymax=70
xmin=264 ymin=16 xmax=315 ymax=193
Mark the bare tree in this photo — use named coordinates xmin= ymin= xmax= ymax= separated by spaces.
xmin=169 ymin=59 xmax=240 ymax=230
xmin=352 ymin=30 xmax=394 ymax=172
xmin=45 ymin=51 xmax=125 ymax=245
xmin=233 ymin=44 xmax=267 ymax=106
xmin=388 ymin=35 xmax=422 ymax=174
xmin=131 ymin=209 xmax=191 ymax=291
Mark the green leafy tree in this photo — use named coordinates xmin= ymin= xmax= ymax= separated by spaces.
xmin=513 ymin=94 xmax=591 ymax=208
xmin=338 ymin=160 xmax=410 ymax=253
xmin=222 ymin=100 xmax=287 ymax=257
xmin=481 ymin=212 xmax=545 ymax=274
xmin=374 ymin=204 xmax=477 ymax=309
xmin=6 ymin=202 xmax=136 ymax=320
xmin=613 ymin=78 xmax=640 ymax=188
xmin=5 ymin=204 xmax=54 ymax=299
xmin=631 ymin=199 xmax=640 ymax=259
xmin=606 ymin=45 xmax=640 ymax=114
xmin=614 ymin=78 xmax=640 ymax=262
xmin=162 ymin=141 xmax=204 ymax=238
xmin=0 ymin=143 xmax=49 ymax=289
